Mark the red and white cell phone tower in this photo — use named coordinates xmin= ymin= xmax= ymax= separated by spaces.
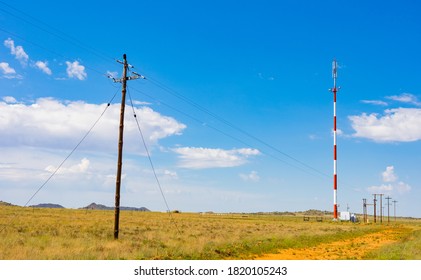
xmin=330 ymin=59 xmax=340 ymax=220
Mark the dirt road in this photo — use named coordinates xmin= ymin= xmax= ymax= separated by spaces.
xmin=254 ymin=226 xmax=410 ymax=260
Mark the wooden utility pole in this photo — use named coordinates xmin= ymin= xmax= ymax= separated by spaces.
xmin=114 ymin=54 xmax=128 ymax=240
xmin=392 ymin=200 xmax=398 ymax=222
xmin=385 ymin=196 xmax=392 ymax=224
xmin=373 ymin=194 xmax=377 ymax=223
xmin=379 ymin=194 xmax=383 ymax=224
xmin=112 ymin=54 xmax=144 ymax=239
xmin=362 ymin=198 xmax=368 ymax=223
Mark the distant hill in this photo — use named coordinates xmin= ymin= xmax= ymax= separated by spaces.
xmin=81 ymin=202 xmax=150 ymax=212
xmin=29 ymin=203 xmax=65 ymax=209
xmin=0 ymin=201 xmax=16 ymax=207
xmin=299 ymin=209 xmax=333 ymax=216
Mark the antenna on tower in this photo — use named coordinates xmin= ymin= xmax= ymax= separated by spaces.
xmin=332 ymin=60 xmax=337 ymax=79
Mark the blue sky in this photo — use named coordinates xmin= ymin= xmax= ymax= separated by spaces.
xmin=1 ymin=0 xmax=420 ymax=217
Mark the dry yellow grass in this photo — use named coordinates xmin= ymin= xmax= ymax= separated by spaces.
xmin=0 ymin=206 xmax=418 ymax=259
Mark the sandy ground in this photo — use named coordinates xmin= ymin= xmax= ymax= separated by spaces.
xmin=254 ymin=226 xmax=410 ymax=260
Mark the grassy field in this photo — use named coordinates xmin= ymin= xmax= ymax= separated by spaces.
xmin=0 ymin=205 xmax=420 ymax=260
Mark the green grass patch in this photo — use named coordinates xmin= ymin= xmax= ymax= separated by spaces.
xmin=364 ymin=227 xmax=421 ymax=260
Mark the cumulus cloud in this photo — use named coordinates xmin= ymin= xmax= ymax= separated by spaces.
xmin=382 ymin=166 xmax=397 ymax=183
xmin=367 ymin=166 xmax=411 ymax=195
xmin=35 ymin=61 xmax=52 ymax=75
xmin=239 ymin=171 xmax=260 ymax=182
xmin=0 ymin=97 xmax=186 ymax=153
xmin=4 ymin=38 xmax=29 ymax=65
xmin=173 ymin=147 xmax=260 ymax=169
xmin=349 ymin=108 xmax=421 ymax=142
xmin=66 ymin=61 xmax=87 ymax=80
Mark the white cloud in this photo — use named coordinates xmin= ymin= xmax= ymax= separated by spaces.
xmin=163 ymin=169 xmax=178 ymax=180
xmin=331 ymin=128 xmax=343 ymax=137
xmin=395 ymin=181 xmax=411 ymax=194
xmin=367 ymin=166 xmax=411 ymax=195
xmin=0 ymin=62 xmax=16 ymax=74
xmin=106 ymin=71 xmax=118 ymax=79
xmin=66 ymin=61 xmax=87 ymax=80
xmin=2 ymin=96 xmax=17 ymax=103
xmin=387 ymin=93 xmax=421 ymax=106
xmin=349 ymin=108 xmax=421 ymax=142
xmin=382 ymin=166 xmax=397 ymax=183
xmin=35 ymin=61 xmax=52 ymax=75
xmin=173 ymin=147 xmax=260 ymax=169
xmin=239 ymin=171 xmax=260 ymax=182
xmin=361 ymin=100 xmax=388 ymax=106
xmin=367 ymin=184 xmax=393 ymax=194
xmin=45 ymin=158 xmax=90 ymax=175
xmin=0 ymin=97 xmax=186 ymax=153
xmin=4 ymin=38 xmax=29 ymax=65
xmin=132 ymin=100 xmax=152 ymax=106
xmin=0 ymin=62 xmax=22 ymax=79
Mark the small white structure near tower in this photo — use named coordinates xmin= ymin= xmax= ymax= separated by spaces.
xmin=339 ymin=211 xmax=358 ymax=222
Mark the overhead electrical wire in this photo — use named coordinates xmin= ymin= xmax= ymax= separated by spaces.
xmin=138 ymin=79 xmax=364 ymax=191
xmin=143 ymin=77 xmax=331 ymax=179
xmin=0 ymin=1 xmax=353 ymax=188
xmin=0 ymin=0 xmax=330 ymax=181
xmin=128 ymin=84 xmax=328 ymax=180
xmin=127 ymin=86 xmax=181 ymax=234
xmin=0 ymin=89 xmax=119 ymax=234
xmin=24 ymin=89 xmax=119 ymax=207
xmin=0 ymin=27 xmax=109 ymax=78
xmin=0 ymin=0 xmax=115 ymax=64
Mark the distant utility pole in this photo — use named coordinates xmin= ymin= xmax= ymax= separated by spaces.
xmin=111 ymin=54 xmax=145 ymax=240
xmin=393 ymin=200 xmax=398 ymax=222
xmin=362 ymin=198 xmax=368 ymax=223
xmin=379 ymin=194 xmax=383 ymax=224
xmin=373 ymin=194 xmax=377 ymax=223
xmin=385 ymin=196 xmax=392 ymax=224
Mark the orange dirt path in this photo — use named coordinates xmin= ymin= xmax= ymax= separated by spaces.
xmin=254 ymin=226 xmax=410 ymax=260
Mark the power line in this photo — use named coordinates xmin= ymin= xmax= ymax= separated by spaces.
xmin=129 ymin=85 xmax=329 ymax=180
xmin=0 ymin=1 xmax=115 ymax=63
xmin=23 ymin=90 xmax=119 ymax=208
xmin=0 ymin=22 xmax=354 ymax=189
xmin=0 ymin=88 xmax=119 ymax=234
xmin=0 ymin=27 xmax=109 ymax=77
xmin=145 ymin=77 xmax=331 ymax=179
xmin=0 ymin=1 xmax=340 ymax=184
xmin=0 ymin=0 xmax=359 ymax=198
xmin=127 ymin=86 xmax=181 ymax=235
